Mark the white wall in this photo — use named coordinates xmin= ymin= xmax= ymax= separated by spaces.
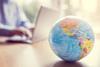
xmin=14 ymin=0 xmax=100 ymax=33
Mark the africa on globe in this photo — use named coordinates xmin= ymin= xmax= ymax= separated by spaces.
xmin=49 ymin=16 xmax=94 ymax=62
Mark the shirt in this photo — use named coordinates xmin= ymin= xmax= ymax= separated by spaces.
xmin=0 ymin=1 xmax=33 ymax=29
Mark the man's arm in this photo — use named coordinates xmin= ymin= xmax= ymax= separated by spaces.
xmin=17 ymin=5 xmax=34 ymax=29
xmin=0 ymin=22 xmax=15 ymax=30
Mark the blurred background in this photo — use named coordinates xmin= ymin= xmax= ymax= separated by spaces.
xmin=0 ymin=0 xmax=99 ymax=67
xmin=14 ymin=0 xmax=100 ymax=35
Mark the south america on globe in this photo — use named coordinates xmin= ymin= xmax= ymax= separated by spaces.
xmin=49 ymin=16 xmax=94 ymax=62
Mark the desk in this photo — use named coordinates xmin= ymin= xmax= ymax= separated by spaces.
xmin=0 ymin=35 xmax=99 ymax=67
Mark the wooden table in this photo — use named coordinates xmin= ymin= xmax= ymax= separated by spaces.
xmin=0 ymin=35 xmax=99 ymax=67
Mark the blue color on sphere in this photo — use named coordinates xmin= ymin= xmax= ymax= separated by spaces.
xmin=50 ymin=24 xmax=81 ymax=61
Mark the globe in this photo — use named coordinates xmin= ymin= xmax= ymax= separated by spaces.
xmin=49 ymin=16 xmax=94 ymax=62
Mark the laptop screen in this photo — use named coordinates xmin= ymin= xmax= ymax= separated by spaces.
xmin=33 ymin=6 xmax=60 ymax=43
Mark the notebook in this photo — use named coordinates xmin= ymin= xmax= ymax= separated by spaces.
xmin=0 ymin=6 xmax=60 ymax=44
xmin=32 ymin=6 xmax=60 ymax=43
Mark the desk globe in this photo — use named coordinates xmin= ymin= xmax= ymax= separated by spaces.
xmin=49 ymin=16 xmax=94 ymax=62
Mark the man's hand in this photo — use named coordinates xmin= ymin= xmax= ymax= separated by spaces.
xmin=11 ymin=27 xmax=32 ymax=38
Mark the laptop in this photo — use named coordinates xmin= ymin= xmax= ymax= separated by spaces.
xmin=0 ymin=6 xmax=60 ymax=44
xmin=32 ymin=6 xmax=60 ymax=43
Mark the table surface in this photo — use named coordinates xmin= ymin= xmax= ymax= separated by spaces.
xmin=0 ymin=35 xmax=99 ymax=67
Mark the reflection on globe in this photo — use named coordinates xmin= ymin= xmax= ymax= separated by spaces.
xmin=49 ymin=16 xmax=94 ymax=62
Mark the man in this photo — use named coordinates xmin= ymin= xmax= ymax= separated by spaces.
xmin=0 ymin=0 xmax=33 ymax=43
